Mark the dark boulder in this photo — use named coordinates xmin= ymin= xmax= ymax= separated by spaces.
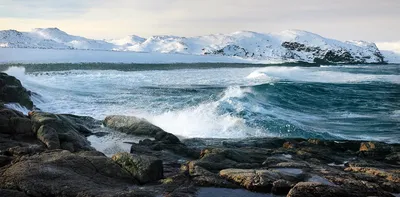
xmin=104 ymin=115 xmax=180 ymax=144
xmin=36 ymin=125 xmax=60 ymax=149
xmin=0 ymin=108 xmax=28 ymax=135
xmin=0 ymin=72 xmax=33 ymax=109
xmin=0 ymin=189 xmax=29 ymax=197
xmin=0 ymin=155 xmax=12 ymax=167
xmin=112 ymin=152 xmax=163 ymax=184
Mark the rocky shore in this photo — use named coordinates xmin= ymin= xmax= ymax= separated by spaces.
xmin=1 ymin=72 xmax=399 ymax=197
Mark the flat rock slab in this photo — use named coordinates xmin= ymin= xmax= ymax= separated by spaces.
xmin=219 ymin=169 xmax=281 ymax=192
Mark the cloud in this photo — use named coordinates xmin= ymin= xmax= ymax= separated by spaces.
xmin=376 ymin=41 xmax=400 ymax=53
xmin=0 ymin=0 xmax=98 ymax=19
xmin=0 ymin=0 xmax=399 ymax=41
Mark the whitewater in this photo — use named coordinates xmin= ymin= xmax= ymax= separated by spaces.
xmin=3 ymin=63 xmax=400 ymax=144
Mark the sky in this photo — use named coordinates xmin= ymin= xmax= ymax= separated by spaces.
xmin=0 ymin=0 xmax=399 ymax=42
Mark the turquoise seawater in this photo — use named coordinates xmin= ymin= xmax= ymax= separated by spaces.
xmin=2 ymin=63 xmax=399 ymax=143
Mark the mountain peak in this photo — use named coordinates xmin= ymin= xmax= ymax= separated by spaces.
xmin=32 ymin=27 xmax=63 ymax=33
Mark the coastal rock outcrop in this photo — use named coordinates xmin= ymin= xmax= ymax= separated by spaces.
xmin=29 ymin=111 xmax=95 ymax=152
xmin=0 ymin=150 xmax=143 ymax=197
xmin=0 ymin=72 xmax=33 ymax=109
xmin=177 ymin=138 xmax=400 ymax=196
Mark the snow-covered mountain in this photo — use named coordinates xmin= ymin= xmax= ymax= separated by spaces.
xmin=0 ymin=28 xmax=113 ymax=50
xmin=0 ymin=27 xmax=395 ymax=64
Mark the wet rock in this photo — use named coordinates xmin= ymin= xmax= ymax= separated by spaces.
xmin=344 ymin=167 xmax=400 ymax=183
xmin=0 ymin=108 xmax=44 ymax=155
xmin=326 ymin=176 xmax=397 ymax=196
xmin=0 ymin=155 xmax=12 ymax=167
xmin=0 ymin=150 xmax=139 ymax=197
xmin=163 ymin=176 xmax=198 ymax=197
xmin=272 ymin=168 xmax=306 ymax=182
xmin=273 ymin=161 xmax=309 ymax=168
xmin=36 ymin=125 xmax=60 ymax=149
xmin=6 ymin=144 xmax=45 ymax=156
xmin=295 ymin=146 xmax=342 ymax=163
xmin=60 ymin=142 xmax=75 ymax=152
xmin=307 ymin=175 xmax=335 ymax=186
xmin=0 ymin=108 xmax=27 ymax=134
xmin=283 ymin=141 xmax=296 ymax=149
xmin=30 ymin=111 xmax=94 ymax=152
xmin=271 ymin=179 xmax=292 ymax=195
xmin=287 ymin=182 xmax=354 ymax=197
xmin=359 ymin=142 xmax=392 ymax=160
xmin=386 ymin=153 xmax=400 ymax=165
xmin=136 ymin=138 xmax=198 ymax=158
xmin=0 ymin=189 xmax=29 ymax=197
xmin=9 ymin=117 xmax=33 ymax=137
xmin=193 ymin=148 xmax=268 ymax=172
xmin=262 ymin=155 xmax=293 ymax=167
xmin=189 ymin=165 xmax=238 ymax=188
xmin=112 ymin=152 xmax=163 ymax=184
xmin=219 ymin=169 xmax=281 ymax=192
xmin=0 ymin=72 xmax=33 ymax=109
xmin=213 ymin=138 xmax=287 ymax=149
xmin=59 ymin=113 xmax=102 ymax=131
xmin=104 ymin=115 xmax=180 ymax=144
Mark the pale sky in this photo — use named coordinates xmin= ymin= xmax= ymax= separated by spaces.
xmin=0 ymin=0 xmax=399 ymax=42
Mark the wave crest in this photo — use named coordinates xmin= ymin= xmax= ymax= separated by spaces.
xmin=247 ymin=66 xmax=400 ymax=84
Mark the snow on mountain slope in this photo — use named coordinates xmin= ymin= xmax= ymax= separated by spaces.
xmin=114 ymin=30 xmax=385 ymax=64
xmin=107 ymin=35 xmax=145 ymax=50
xmin=31 ymin=28 xmax=114 ymax=50
xmin=0 ymin=29 xmax=68 ymax=49
xmin=0 ymin=28 xmax=391 ymax=64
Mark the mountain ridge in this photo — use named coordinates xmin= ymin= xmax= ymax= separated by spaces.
xmin=0 ymin=28 xmax=397 ymax=64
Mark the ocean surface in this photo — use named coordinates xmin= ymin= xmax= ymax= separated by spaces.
xmin=2 ymin=63 xmax=400 ymax=143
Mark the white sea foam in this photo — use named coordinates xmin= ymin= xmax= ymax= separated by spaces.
xmin=247 ymin=66 xmax=400 ymax=84
xmin=139 ymin=86 xmax=269 ymax=138
xmin=3 ymin=103 xmax=30 ymax=115
xmin=4 ymin=66 xmax=27 ymax=80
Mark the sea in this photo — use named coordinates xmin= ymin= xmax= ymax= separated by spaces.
xmin=2 ymin=63 xmax=399 ymax=144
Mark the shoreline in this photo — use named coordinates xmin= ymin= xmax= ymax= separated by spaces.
xmin=1 ymin=71 xmax=400 ymax=197
xmin=1 ymin=48 xmax=399 ymax=65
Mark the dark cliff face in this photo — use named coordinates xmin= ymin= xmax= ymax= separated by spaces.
xmin=0 ymin=73 xmax=33 ymax=109
xmin=204 ymin=45 xmax=250 ymax=57
xmin=203 ymin=41 xmax=385 ymax=64
xmin=281 ymin=41 xmax=385 ymax=64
